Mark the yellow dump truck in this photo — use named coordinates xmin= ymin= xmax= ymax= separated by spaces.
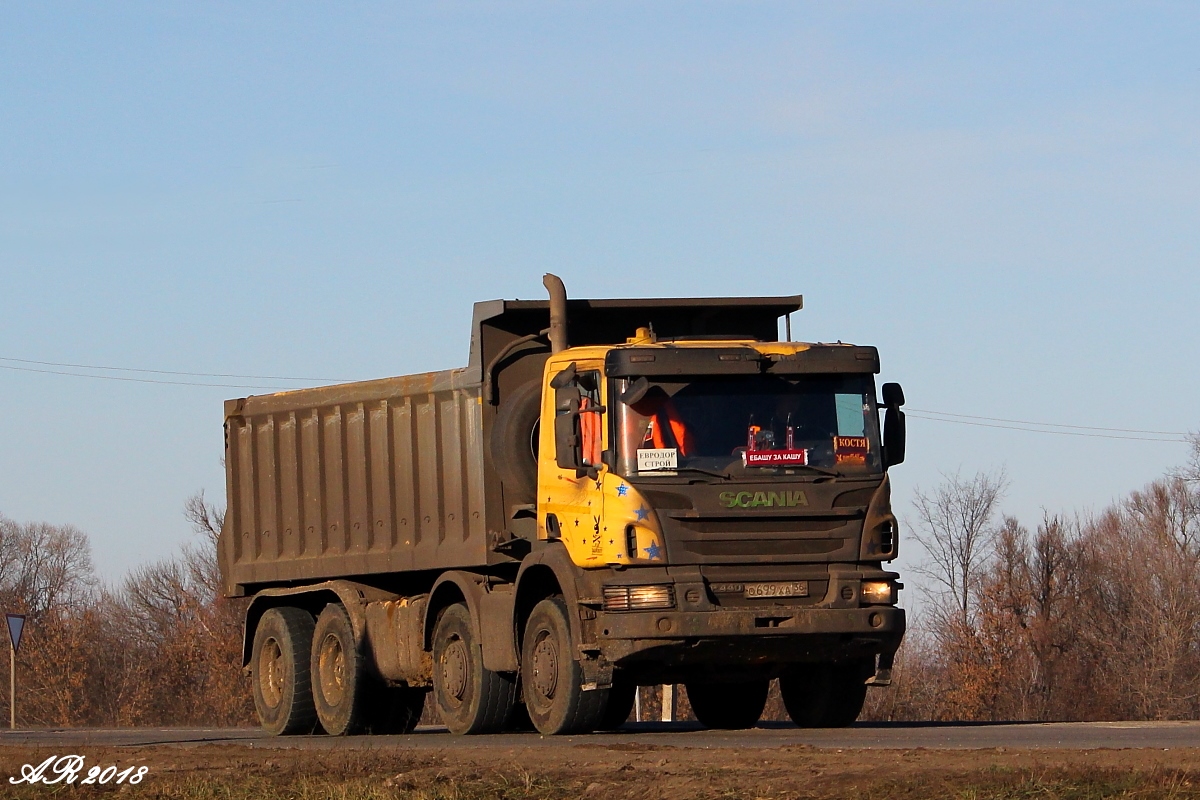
xmin=219 ymin=276 xmax=906 ymax=736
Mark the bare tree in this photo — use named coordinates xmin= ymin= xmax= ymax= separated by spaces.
xmin=910 ymin=469 xmax=1008 ymax=627
xmin=974 ymin=513 xmax=1089 ymax=720
xmin=76 ymin=490 xmax=250 ymax=727
xmin=0 ymin=515 xmax=96 ymax=620
xmin=0 ymin=514 xmax=97 ymax=726
xmin=1086 ymin=478 xmax=1200 ymax=719
xmin=183 ymin=490 xmax=225 ymax=598
xmin=1174 ymin=431 xmax=1200 ymax=485
xmin=184 ymin=490 xmax=224 ymax=546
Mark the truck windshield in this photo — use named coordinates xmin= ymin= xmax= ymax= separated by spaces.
xmin=613 ymin=374 xmax=882 ymax=477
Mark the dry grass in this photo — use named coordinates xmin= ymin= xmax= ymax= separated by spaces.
xmin=5 ymin=743 xmax=1200 ymax=799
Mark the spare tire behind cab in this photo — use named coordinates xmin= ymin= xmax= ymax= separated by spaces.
xmin=489 ymin=380 xmax=542 ymax=506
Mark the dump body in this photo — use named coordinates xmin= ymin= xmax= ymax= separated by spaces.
xmin=221 ymin=368 xmax=488 ymax=593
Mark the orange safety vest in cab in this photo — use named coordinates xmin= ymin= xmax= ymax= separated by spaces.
xmin=580 ymin=396 xmax=603 ymax=466
xmin=644 ymin=400 xmax=696 ymax=457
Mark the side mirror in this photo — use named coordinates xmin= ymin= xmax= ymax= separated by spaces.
xmin=881 ymin=382 xmax=905 ymax=408
xmin=549 ymin=362 xmax=577 ymax=391
xmin=883 ymin=406 xmax=906 ymax=468
xmin=620 ymin=376 xmax=650 ymax=405
xmin=553 ymin=381 xmax=583 ymax=471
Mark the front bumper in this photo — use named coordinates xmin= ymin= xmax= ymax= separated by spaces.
xmin=592 ymin=604 xmax=905 ymax=678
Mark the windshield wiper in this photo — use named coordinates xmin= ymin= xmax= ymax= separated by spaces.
xmin=641 ymin=467 xmax=733 ymax=481
xmin=789 ymin=464 xmax=840 ymax=477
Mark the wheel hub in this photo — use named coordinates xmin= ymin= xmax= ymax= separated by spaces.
xmin=442 ymin=638 xmax=468 ymax=701
xmin=531 ymin=632 xmax=559 ymax=700
xmin=318 ymin=633 xmax=346 ymax=705
xmin=259 ymin=637 xmax=285 ymax=708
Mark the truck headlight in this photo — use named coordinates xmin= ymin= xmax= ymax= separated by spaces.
xmin=603 ymin=585 xmax=675 ymax=611
xmin=861 ymin=580 xmax=896 ymax=605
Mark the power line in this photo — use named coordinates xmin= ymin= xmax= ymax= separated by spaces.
xmin=906 ymin=412 xmax=1187 ymax=443
xmin=1 ymin=353 xmax=1192 ymax=443
xmin=0 ymin=356 xmax=350 ymax=383
xmin=0 ymin=363 xmax=290 ymax=391
xmin=908 ymin=407 xmax=1186 ymax=437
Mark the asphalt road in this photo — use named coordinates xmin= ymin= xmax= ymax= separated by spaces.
xmin=2 ymin=720 xmax=1199 ymax=751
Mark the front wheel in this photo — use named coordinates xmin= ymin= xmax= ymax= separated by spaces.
xmin=684 ymin=679 xmax=769 ymax=730
xmin=521 ymin=597 xmax=608 ymax=735
xmin=780 ymin=661 xmax=870 ymax=728
xmin=597 ymin=678 xmax=637 ymax=731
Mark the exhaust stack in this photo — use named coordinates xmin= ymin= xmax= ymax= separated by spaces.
xmin=543 ymin=273 xmax=569 ymax=353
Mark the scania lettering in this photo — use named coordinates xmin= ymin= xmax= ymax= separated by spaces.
xmin=720 ymin=490 xmax=810 ymax=509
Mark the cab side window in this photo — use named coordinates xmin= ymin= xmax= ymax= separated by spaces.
xmin=551 ymin=365 xmax=604 ymax=472
xmin=576 ymin=371 xmax=602 ymax=466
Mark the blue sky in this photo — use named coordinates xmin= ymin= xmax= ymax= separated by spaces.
xmin=2 ymin=3 xmax=1197 ymax=582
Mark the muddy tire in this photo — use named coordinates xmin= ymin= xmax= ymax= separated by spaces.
xmin=684 ymin=679 xmax=769 ymax=730
xmin=252 ymin=607 xmax=318 ymax=736
xmin=780 ymin=661 xmax=870 ymax=728
xmin=598 ymin=677 xmax=637 ymax=730
xmin=364 ymin=684 xmax=428 ymax=735
xmin=432 ymin=603 xmax=516 ymax=735
xmin=489 ymin=381 xmax=542 ymax=506
xmin=503 ymin=701 xmax=536 ymax=732
xmin=521 ymin=597 xmax=608 ymax=735
xmin=311 ymin=603 xmax=370 ymax=736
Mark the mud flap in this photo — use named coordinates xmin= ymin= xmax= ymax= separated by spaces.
xmin=866 ymin=649 xmax=896 ymax=687
xmin=579 ymin=651 xmax=614 ymax=691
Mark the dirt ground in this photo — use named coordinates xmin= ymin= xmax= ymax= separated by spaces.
xmin=5 ymin=741 xmax=1200 ymax=799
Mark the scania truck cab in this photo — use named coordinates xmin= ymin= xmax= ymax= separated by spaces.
xmin=525 ymin=326 xmax=905 ymax=730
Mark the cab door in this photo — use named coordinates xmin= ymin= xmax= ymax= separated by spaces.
xmin=538 ymin=360 xmax=609 ymax=566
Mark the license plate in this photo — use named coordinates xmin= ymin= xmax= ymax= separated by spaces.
xmin=744 ymin=581 xmax=809 ymax=599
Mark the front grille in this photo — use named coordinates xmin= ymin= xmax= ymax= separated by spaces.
xmin=682 ymin=538 xmax=844 ymax=557
xmin=640 ymin=490 xmax=695 ymax=510
xmin=658 ymin=510 xmax=862 ymax=564
xmin=674 ymin=516 xmax=849 ymax=534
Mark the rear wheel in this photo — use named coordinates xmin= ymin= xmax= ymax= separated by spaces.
xmin=311 ymin=604 xmax=370 ymax=735
xmin=364 ymin=684 xmax=428 ymax=734
xmin=684 ymin=679 xmax=769 ymax=730
xmin=521 ymin=597 xmax=608 ymax=735
xmin=432 ymin=603 xmax=516 ymax=734
xmin=780 ymin=661 xmax=870 ymax=728
xmin=252 ymin=607 xmax=318 ymax=736
xmin=504 ymin=701 xmax=536 ymax=732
